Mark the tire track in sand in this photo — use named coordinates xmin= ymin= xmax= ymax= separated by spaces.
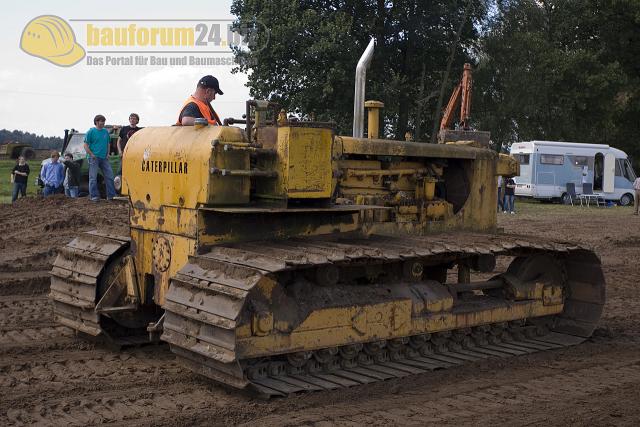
xmin=0 ymin=347 xmax=184 ymax=405
xmin=3 ymin=385 xmax=232 ymax=426
xmin=0 ymin=296 xmax=53 ymax=328
xmin=241 ymin=358 xmax=640 ymax=426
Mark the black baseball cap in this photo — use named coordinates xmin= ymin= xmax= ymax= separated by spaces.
xmin=198 ymin=75 xmax=224 ymax=95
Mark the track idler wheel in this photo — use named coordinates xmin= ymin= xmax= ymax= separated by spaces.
xmin=313 ymin=347 xmax=338 ymax=363
xmin=287 ymin=351 xmax=312 ymax=367
xmin=409 ymin=334 xmax=430 ymax=349
xmin=402 ymin=260 xmax=424 ymax=281
xmin=96 ymin=250 xmax=161 ymax=334
xmin=339 ymin=343 xmax=363 ymax=360
xmin=387 ymin=337 xmax=409 ymax=351
xmin=387 ymin=337 xmax=409 ymax=360
xmin=363 ymin=341 xmax=386 ymax=355
xmin=472 ymin=254 xmax=496 ymax=273
xmin=268 ymin=362 xmax=287 ymax=377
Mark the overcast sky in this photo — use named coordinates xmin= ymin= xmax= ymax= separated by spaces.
xmin=0 ymin=0 xmax=251 ymax=137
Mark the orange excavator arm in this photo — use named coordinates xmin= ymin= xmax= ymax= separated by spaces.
xmin=440 ymin=63 xmax=472 ymax=131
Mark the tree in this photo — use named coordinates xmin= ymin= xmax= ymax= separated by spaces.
xmin=474 ymin=0 xmax=638 ymax=165
xmin=231 ymin=0 xmax=489 ymax=140
xmin=0 ymin=129 xmax=62 ymax=149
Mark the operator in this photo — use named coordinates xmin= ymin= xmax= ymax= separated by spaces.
xmin=176 ymin=75 xmax=223 ymax=126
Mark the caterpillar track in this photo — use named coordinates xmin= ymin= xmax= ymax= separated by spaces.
xmin=161 ymin=232 xmax=605 ymax=396
xmin=49 ymin=232 xmax=149 ymax=346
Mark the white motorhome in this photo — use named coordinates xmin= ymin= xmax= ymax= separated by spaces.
xmin=510 ymin=140 xmax=637 ymax=205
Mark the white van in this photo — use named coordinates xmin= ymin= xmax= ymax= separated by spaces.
xmin=510 ymin=140 xmax=637 ymax=205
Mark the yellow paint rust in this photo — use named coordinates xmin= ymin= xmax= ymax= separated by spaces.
xmin=130 ymin=228 xmax=196 ymax=305
xmin=365 ymin=100 xmax=384 ymax=139
xmin=130 ymin=206 xmax=198 ymax=238
xmin=279 ymin=126 xmax=333 ymax=198
xmin=543 ymin=286 xmax=564 ymax=306
xmin=497 ymin=153 xmax=519 ymax=177
xmin=117 ymin=123 xmax=525 ymax=352
xmin=122 ymin=125 xmax=249 ymax=209
xmin=236 ymin=300 xmax=563 ymax=358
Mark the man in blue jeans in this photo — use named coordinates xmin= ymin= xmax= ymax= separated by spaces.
xmin=84 ymin=114 xmax=116 ymax=201
xmin=40 ymin=151 xmax=65 ymax=196
xmin=62 ymin=153 xmax=81 ymax=198
xmin=503 ymin=177 xmax=516 ymax=214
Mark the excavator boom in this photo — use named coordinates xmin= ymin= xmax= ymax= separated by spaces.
xmin=440 ymin=63 xmax=473 ymax=131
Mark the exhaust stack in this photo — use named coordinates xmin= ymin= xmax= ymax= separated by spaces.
xmin=352 ymin=38 xmax=375 ymax=138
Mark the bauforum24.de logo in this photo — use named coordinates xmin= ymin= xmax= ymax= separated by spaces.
xmin=20 ymin=15 xmax=266 ymax=67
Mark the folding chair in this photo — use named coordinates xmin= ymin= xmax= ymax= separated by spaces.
xmin=582 ymin=183 xmax=605 ymax=207
xmin=565 ymin=183 xmax=582 ymax=206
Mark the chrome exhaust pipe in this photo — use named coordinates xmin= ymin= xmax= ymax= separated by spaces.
xmin=352 ymin=38 xmax=375 ymax=138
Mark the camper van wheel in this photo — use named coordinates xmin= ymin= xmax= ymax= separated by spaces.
xmin=561 ymin=193 xmax=572 ymax=205
xmin=619 ymin=193 xmax=634 ymax=207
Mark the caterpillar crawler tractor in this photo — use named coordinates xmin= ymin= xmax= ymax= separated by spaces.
xmin=50 ymin=41 xmax=605 ymax=396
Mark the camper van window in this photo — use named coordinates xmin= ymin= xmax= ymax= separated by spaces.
xmin=570 ymin=156 xmax=589 ymax=167
xmin=615 ymin=160 xmax=623 ymax=177
xmin=512 ymin=154 xmax=530 ymax=165
xmin=624 ymin=159 xmax=636 ymax=181
xmin=540 ymin=154 xmax=564 ymax=165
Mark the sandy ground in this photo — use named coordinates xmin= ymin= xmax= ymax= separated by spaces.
xmin=1 ymin=196 xmax=639 ymax=426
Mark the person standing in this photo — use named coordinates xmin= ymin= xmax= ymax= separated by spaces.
xmin=497 ymin=176 xmax=503 ymax=212
xmin=11 ymin=156 xmax=30 ymax=202
xmin=40 ymin=151 xmax=64 ymax=197
xmin=84 ymin=114 xmax=116 ymax=201
xmin=634 ymin=175 xmax=640 ymax=215
xmin=581 ymin=165 xmax=589 ymax=185
xmin=503 ymin=177 xmax=516 ymax=214
xmin=62 ymin=153 xmax=81 ymax=198
xmin=117 ymin=113 xmax=143 ymax=155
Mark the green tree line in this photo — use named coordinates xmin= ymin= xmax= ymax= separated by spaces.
xmin=0 ymin=129 xmax=62 ymax=149
xmin=231 ymin=0 xmax=640 ymax=166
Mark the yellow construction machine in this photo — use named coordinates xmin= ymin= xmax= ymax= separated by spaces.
xmin=50 ymin=41 xmax=604 ymax=396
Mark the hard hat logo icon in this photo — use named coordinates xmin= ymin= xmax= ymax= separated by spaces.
xmin=20 ymin=15 xmax=85 ymax=67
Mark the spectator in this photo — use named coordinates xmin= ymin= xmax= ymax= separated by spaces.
xmin=503 ymin=177 xmax=516 ymax=214
xmin=11 ymin=156 xmax=30 ymax=203
xmin=62 ymin=153 xmax=81 ymax=198
xmin=40 ymin=151 xmax=64 ymax=197
xmin=634 ymin=175 xmax=640 ymax=216
xmin=84 ymin=114 xmax=116 ymax=202
xmin=117 ymin=113 xmax=142 ymax=155
xmin=497 ymin=176 xmax=503 ymax=212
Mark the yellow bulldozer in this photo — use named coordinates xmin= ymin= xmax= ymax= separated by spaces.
xmin=50 ymin=41 xmax=604 ymax=396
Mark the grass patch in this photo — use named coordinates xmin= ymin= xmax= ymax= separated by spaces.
xmin=509 ymin=197 xmax=634 ymax=216
xmin=0 ymin=159 xmax=40 ymax=203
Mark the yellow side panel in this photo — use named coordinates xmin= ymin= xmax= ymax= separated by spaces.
xmin=280 ymin=127 xmax=333 ymax=198
xmin=122 ymin=125 xmax=249 ymax=209
xmin=130 ymin=229 xmax=197 ymax=306
xmin=130 ymin=206 xmax=198 ymax=238
xmin=237 ymin=300 xmax=563 ymax=358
